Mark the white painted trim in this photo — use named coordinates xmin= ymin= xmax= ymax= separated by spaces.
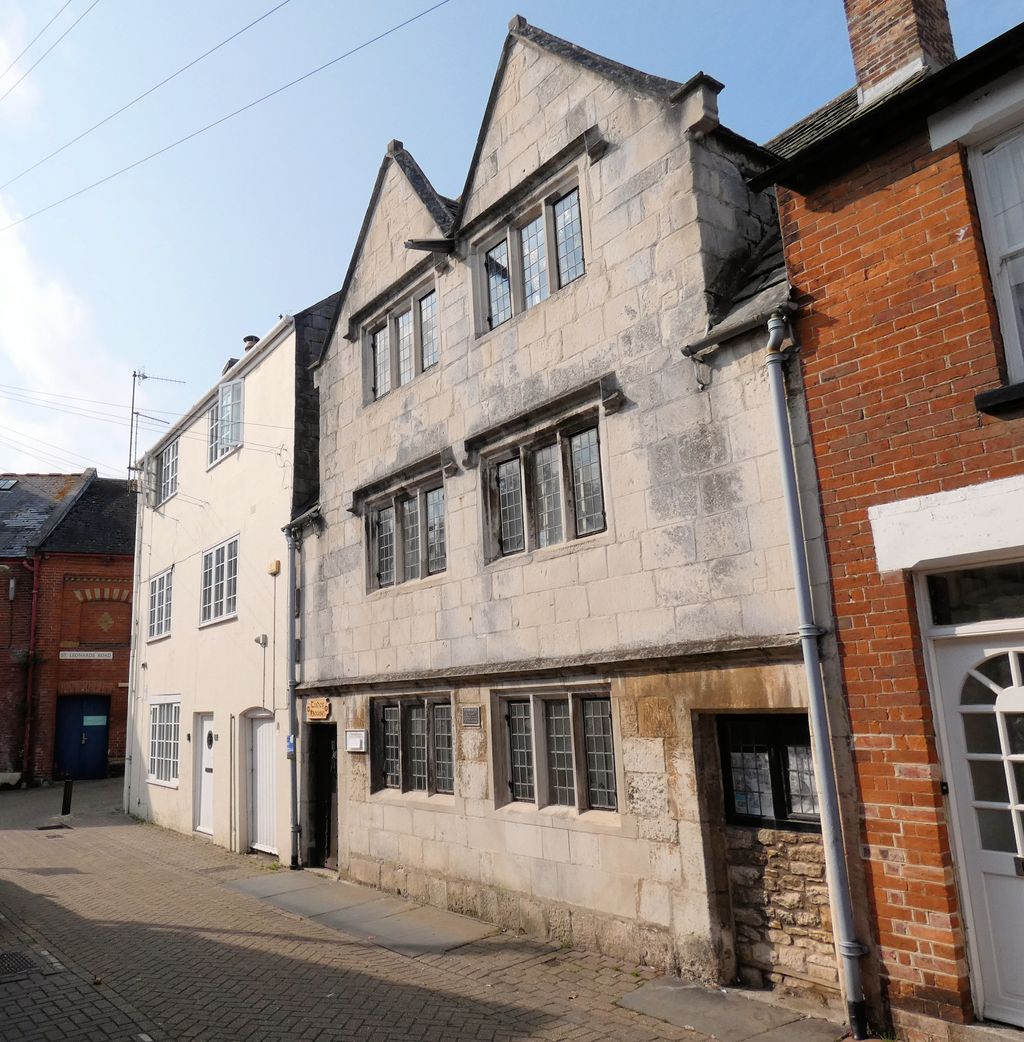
xmin=929 ymin=68 xmax=1024 ymax=150
xmin=869 ymin=475 xmax=1024 ymax=573
xmin=912 ymin=574 xmax=987 ymax=1019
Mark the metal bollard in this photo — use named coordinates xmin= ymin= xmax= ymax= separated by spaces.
xmin=61 ymin=778 xmax=74 ymax=816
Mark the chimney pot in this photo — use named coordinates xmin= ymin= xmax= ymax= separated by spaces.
xmin=243 ymin=335 xmax=259 ymax=351
xmin=844 ymin=0 xmax=955 ymax=106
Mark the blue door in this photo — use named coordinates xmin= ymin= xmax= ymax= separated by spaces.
xmin=54 ymin=695 xmax=110 ymax=780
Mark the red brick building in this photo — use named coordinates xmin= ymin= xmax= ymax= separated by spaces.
xmin=0 ymin=471 xmax=136 ymax=786
xmin=760 ymin=2 xmax=1024 ymax=1038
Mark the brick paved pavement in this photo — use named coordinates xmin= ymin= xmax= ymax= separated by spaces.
xmin=0 ymin=781 xmax=708 ymax=1042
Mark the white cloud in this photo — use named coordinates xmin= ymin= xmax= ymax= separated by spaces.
xmin=0 ymin=198 xmax=127 ymax=477
xmin=0 ymin=2 xmax=45 ymax=124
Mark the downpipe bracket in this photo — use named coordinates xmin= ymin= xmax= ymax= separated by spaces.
xmin=839 ymin=940 xmax=870 ymax=958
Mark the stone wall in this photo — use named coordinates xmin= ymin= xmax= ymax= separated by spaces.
xmin=723 ymin=826 xmax=839 ymax=1008
xmin=313 ymin=657 xmax=818 ymax=981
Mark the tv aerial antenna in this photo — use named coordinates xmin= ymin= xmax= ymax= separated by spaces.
xmin=128 ymin=368 xmax=185 ymax=489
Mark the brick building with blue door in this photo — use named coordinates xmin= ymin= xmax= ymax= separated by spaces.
xmin=0 ymin=470 xmax=136 ymax=786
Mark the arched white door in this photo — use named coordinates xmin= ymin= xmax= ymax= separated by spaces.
xmin=933 ymin=636 xmax=1024 ymax=1027
xmin=249 ymin=713 xmax=277 ymax=855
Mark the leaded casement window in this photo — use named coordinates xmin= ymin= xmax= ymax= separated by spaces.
xmin=483 ymin=419 xmax=606 ymax=561
xmin=717 ymin=714 xmax=821 ymax=832
xmin=148 ymin=567 xmax=173 ymax=640
xmin=975 ymin=126 xmax=1024 ymax=383
xmin=208 ymin=381 xmax=243 ymax=466
xmin=370 ymin=696 xmax=455 ymax=795
xmin=148 ymin=699 xmax=180 ymax=785
xmin=476 ymin=184 xmax=585 ymax=334
xmin=156 ymin=439 xmax=178 ymax=504
xmin=496 ymin=692 xmax=618 ymax=812
xmin=368 ymin=480 xmax=446 ymax=589
xmin=200 ymin=535 xmax=239 ymax=624
xmin=366 ymin=284 xmax=441 ymax=401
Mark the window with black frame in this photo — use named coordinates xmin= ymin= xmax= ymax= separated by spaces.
xmin=370 ymin=697 xmax=454 ymax=795
xmin=484 ymin=418 xmax=605 ymax=561
xmin=500 ymin=693 xmax=617 ymax=812
xmin=368 ymin=480 xmax=446 ymax=589
xmin=717 ymin=714 xmax=820 ymax=831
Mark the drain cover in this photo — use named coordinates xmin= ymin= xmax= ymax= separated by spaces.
xmin=0 ymin=951 xmax=37 ymax=976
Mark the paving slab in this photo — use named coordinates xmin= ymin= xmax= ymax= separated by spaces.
xmin=309 ymin=894 xmax=412 ymax=931
xmin=223 ymin=870 xmax=325 ymax=898
xmin=618 ymin=976 xmax=843 ymax=1042
xmin=350 ymin=903 xmax=499 ymax=957
xmin=265 ymin=879 xmax=388 ymax=917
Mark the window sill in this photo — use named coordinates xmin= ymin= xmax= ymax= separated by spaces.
xmin=366 ymin=364 xmax=440 ymax=407
xmin=368 ymin=570 xmax=448 ymax=598
xmin=494 ymin=798 xmax=624 ymax=833
xmin=198 ymin=613 xmax=238 ymax=630
xmin=206 ymin=443 xmax=242 ymax=472
xmin=475 ymin=273 xmax=586 ymax=345
xmin=369 ymin=789 xmax=458 ymax=812
xmin=486 ymin=525 xmax=613 ymax=572
xmin=147 ymin=777 xmax=179 ymax=790
xmin=725 ymin=817 xmax=822 ymax=835
xmin=146 ymin=632 xmax=172 ymax=645
xmin=975 ymin=380 xmax=1024 ymax=417
xmin=155 ymin=491 xmax=177 ymax=509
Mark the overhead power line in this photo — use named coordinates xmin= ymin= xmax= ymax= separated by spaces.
xmin=1 ymin=0 xmax=293 ymax=191
xmin=0 ymin=0 xmax=103 ymax=106
xmin=0 ymin=0 xmax=75 ymax=83
xmin=0 ymin=0 xmax=454 ymax=233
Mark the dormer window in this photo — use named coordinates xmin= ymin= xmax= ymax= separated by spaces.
xmin=366 ymin=284 xmax=441 ymax=401
xmin=476 ymin=185 xmax=586 ymax=334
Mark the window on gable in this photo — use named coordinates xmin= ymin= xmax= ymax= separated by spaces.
xmin=497 ymin=692 xmax=617 ymax=812
xmin=977 ymin=128 xmax=1024 ymax=383
xmin=483 ymin=418 xmax=605 ymax=561
xmin=370 ymin=696 xmax=455 ymax=795
xmin=369 ymin=479 xmax=446 ymax=589
xmin=148 ymin=567 xmax=173 ymax=640
xmin=367 ymin=284 xmax=441 ymax=401
xmin=477 ymin=184 xmax=585 ymax=334
xmin=201 ymin=536 xmax=239 ymax=624
xmin=157 ymin=440 xmax=178 ymax=504
xmin=717 ymin=714 xmax=820 ymax=831
xmin=208 ymin=381 xmax=243 ymax=466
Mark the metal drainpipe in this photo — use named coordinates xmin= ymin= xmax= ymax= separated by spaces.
xmin=19 ymin=556 xmax=40 ymax=784
xmin=285 ymin=527 xmax=300 ymax=870
xmin=763 ymin=311 xmax=869 ymax=1040
xmin=124 ymin=475 xmax=146 ymax=814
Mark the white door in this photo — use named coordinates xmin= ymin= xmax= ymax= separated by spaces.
xmin=249 ymin=714 xmax=277 ymax=854
xmin=933 ymin=636 xmax=1024 ymax=1026
xmin=196 ymin=714 xmax=214 ymax=835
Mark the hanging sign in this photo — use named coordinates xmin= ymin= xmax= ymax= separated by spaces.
xmin=306 ymin=697 xmax=332 ymax=721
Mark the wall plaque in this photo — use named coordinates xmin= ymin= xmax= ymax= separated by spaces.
xmin=461 ymin=705 xmax=481 ymax=728
xmin=306 ymin=697 xmax=331 ymax=721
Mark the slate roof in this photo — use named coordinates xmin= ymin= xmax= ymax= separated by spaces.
xmin=41 ymin=477 xmax=136 ymax=556
xmin=0 ymin=472 xmax=89 ymax=557
xmin=765 ymin=73 xmax=928 ymax=160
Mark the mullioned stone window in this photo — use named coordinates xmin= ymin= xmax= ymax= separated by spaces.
xmin=365 ymin=281 xmax=441 ymax=401
xmin=492 ymin=689 xmax=618 ymax=813
xmin=473 ymin=181 xmax=586 ymax=335
xmin=369 ymin=695 xmax=455 ymax=796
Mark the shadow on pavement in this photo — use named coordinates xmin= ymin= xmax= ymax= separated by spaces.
xmin=0 ymin=778 xmax=133 ymax=831
xmin=0 ymin=878 xmax=560 ymax=1042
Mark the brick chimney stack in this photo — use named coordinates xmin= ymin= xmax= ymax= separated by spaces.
xmin=844 ymin=0 xmax=956 ymax=105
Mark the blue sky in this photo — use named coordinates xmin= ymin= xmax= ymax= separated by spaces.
xmin=0 ymin=0 xmax=1020 ymax=476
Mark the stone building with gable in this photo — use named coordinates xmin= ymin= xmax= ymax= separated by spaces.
xmin=298 ymin=16 xmax=859 ymax=1006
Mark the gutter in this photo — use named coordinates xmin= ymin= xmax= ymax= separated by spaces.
xmin=140 ymin=314 xmax=295 ymax=463
xmin=762 ymin=311 xmax=869 ymax=1040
